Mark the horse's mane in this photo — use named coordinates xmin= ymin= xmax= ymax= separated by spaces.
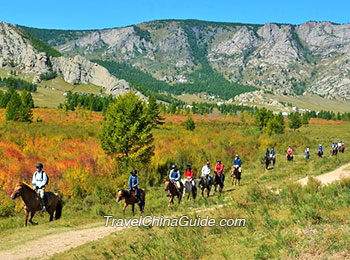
xmin=17 ymin=182 xmax=34 ymax=192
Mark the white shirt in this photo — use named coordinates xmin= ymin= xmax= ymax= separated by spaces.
xmin=201 ymin=165 xmax=211 ymax=177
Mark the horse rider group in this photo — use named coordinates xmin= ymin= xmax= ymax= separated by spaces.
xmin=166 ymin=155 xmax=242 ymax=193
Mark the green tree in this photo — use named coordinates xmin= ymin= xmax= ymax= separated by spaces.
xmin=254 ymin=107 xmax=274 ymax=130
xmin=288 ymin=112 xmax=302 ymax=130
xmin=184 ymin=116 xmax=195 ymax=131
xmin=5 ymin=91 xmax=22 ymax=121
xmin=100 ymin=92 xmax=154 ymax=167
xmin=265 ymin=113 xmax=285 ymax=135
xmin=301 ymin=113 xmax=309 ymax=125
xmin=146 ymin=96 xmax=164 ymax=127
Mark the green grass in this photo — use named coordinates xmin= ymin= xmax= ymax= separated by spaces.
xmin=1 ymin=120 xmax=350 ymax=259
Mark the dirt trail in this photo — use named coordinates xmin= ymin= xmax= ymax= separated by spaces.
xmin=299 ymin=163 xmax=350 ymax=186
xmin=0 ymin=225 xmax=125 ymax=260
xmin=6 ymin=162 xmax=350 ymax=260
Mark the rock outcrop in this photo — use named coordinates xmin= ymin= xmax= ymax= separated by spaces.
xmin=51 ymin=56 xmax=131 ymax=95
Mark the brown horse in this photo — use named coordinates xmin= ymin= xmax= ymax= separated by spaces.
xmin=116 ymin=189 xmax=145 ymax=215
xmin=231 ymin=166 xmax=241 ymax=186
xmin=164 ymin=179 xmax=183 ymax=206
xmin=10 ymin=183 xmax=62 ymax=226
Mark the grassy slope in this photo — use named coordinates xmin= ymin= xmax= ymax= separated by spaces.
xmin=0 ymin=111 xmax=350 ymax=259
xmin=0 ymin=69 xmax=102 ymax=108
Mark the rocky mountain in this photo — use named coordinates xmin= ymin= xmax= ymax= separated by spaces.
xmin=2 ymin=19 xmax=350 ymax=102
xmin=23 ymin=19 xmax=350 ymax=101
xmin=0 ymin=22 xmax=132 ymax=96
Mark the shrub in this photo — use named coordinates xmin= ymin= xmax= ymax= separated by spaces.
xmin=0 ymin=189 xmax=15 ymax=217
xmin=184 ymin=116 xmax=195 ymax=131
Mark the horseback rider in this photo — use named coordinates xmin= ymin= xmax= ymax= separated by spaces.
xmin=184 ymin=163 xmax=195 ymax=186
xmin=214 ymin=160 xmax=224 ymax=176
xmin=32 ymin=163 xmax=48 ymax=212
xmin=233 ymin=154 xmax=242 ymax=174
xmin=265 ymin=148 xmax=270 ymax=159
xmin=201 ymin=161 xmax=211 ymax=182
xmin=318 ymin=144 xmax=323 ymax=156
xmin=305 ymin=147 xmax=310 ymax=159
xmin=169 ymin=164 xmax=181 ymax=192
xmin=286 ymin=146 xmax=293 ymax=159
xmin=128 ymin=169 xmax=141 ymax=204
xmin=270 ymin=147 xmax=276 ymax=158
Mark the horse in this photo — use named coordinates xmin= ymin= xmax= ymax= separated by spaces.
xmin=339 ymin=145 xmax=345 ymax=153
xmin=331 ymin=148 xmax=338 ymax=156
xmin=116 ymin=188 xmax=145 ymax=215
xmin=197 ymin=176 xmax=212 ymax=198
xmin=317 ymin=150 xmax=323 ymax=158
xmin=262 ymin=156 xmax=270 ymax=170
xmin=10 ymin=183 xmax=62 ymax=226
xmin=270 ymin=154 xmax=276 ymax=167
xmin=231 ymin=166 xmax=241 ymax=186
xmin=181 ymin=178 xmax=197 ymax=200
xmin=286 ymin=153 xmax=294 ymax=161
xmin=164 ymin=179 xmax=183 ymax=206
xmin=212 ymin=172 xmax=225 ymax=194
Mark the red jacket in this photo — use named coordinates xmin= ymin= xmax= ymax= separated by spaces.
xmin=185 ymin=169 xmax=193 ymax=179
xmin=215 ymin=163 xmax=224 ymax=174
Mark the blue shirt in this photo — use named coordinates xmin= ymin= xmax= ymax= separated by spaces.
xmin=270 ymin=150 xmax=276 ymax=156
xmin=169 ymin=170 xmax=181 ymax=181
xmin=234 ymin=158 xmax=242 ymax=166
xmin=318 ymin=146 xmax=323 ymax=151
xmin=128 ymin=175 xmax=139 ymax=189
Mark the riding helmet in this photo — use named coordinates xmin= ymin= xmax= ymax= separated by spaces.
xmin=171 ymin=164 xmax=176 ymax=169
xmin=131 ymin=169 xmax=137 ymax=175
xmin=36 ymin=163 xmax=43 ymax=168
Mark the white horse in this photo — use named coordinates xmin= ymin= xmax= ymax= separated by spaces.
xmin=181 ymin=177 xmax=197 ymax=200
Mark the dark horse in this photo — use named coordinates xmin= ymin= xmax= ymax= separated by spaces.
xmin=197 ymin=177 xmax=212 ymax=197
xmin=263 ymin=154 xmax=276 ymax=170
xmin=231 ymin=166 xmax=241 ymax=186
xmin=212 ymin=172 xmax=225 ymax=194
xmin=10 ymin=183 xmax=62 ymax=226
xmin=164 ymin=179 xmax=183 ymax=206
xmin=116 ymin=189 xmax=145 ymax=215
xmin=317 ymin=150 xmax=323 ymax=158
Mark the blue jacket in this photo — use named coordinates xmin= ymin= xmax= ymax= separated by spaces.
xmin=318 ymin=146 xmax=323 ymax=151
xmin=234 ymin=158 xmax=242 ymax=166
xmin=128 ymin=175 xmax=139 ymax=189
xmin=169 ymin=170 xmax=181 ymax=181
xmin=270 ymin=150 xmax=276 ymax=156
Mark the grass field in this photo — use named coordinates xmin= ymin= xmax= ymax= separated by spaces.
xmin=0 ymin=110 xmax=350 ymax=259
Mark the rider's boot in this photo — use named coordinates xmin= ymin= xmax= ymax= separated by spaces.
xmin=40 ymin=198 xmax=46 ymax=212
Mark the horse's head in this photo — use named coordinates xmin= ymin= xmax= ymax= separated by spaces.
xmin=116 ymin=189 xmax=124 ymax=202
xmin=164 ymin=179 xmax=170 ymax=192
xmin=10 ymin=183 xmax=25 ymax=199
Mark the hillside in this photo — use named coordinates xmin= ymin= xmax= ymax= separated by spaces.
xmin=21 ymin=19 xmax=350 ymax=102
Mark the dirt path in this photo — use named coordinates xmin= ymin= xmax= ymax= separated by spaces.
xmin=0 ymin=225 xmax=125 ymax=260
xmin=299 ymin=163 xmax=350 ymax=186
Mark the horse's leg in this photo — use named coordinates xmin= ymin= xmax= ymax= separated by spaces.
xmin=201 ymin=188 xmax=204 ymax=197
xmin=29 ymin=211 xmax=37 ymax=225
xmin=24 ymin=208 xmax=29 ymax=227
xmin=49 ymin=211 xmax=54 ymax=222
xmin=122 ymin=203 xmax=128 ymax=215
xmin=132 ymin=204 xmax=135 ymax=216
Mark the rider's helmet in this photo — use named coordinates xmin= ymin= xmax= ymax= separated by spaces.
xmin=272 ymin=147 xmax=274 ymax=150
xmin=36 ymin=163 xmax=43 ymax=169
xmin=206 ymin=161 xmax=210 ymax=165
xmin=217 ymin=160 xmax=221 ymax=163
xmin=235 ymin=154 xmax=239 ymax=158
xmin=186 ymin=163 xmax=191 ymax=168
xmin=131 ymin=169 xmax=137 ymax=175
xmin=171 ymin=164 xmax=176 ymax=169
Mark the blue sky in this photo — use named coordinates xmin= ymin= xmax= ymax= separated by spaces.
xmin=1 ymin=0 xmax=350 ymax=29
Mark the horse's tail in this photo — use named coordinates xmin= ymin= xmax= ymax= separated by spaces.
xmin=55 ymin=200 xmax=63 ymax=220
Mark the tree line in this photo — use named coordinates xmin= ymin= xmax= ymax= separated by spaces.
xmin=0 ymin=77 xmax=38 ymax=92
xmin=58 ymin=91 xmax=115 ymax=112
xmin=0 ymin=89 xmax=34 ymax=122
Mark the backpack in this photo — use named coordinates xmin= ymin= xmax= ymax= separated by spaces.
xmin=45 ymin=173 xmax=49 ymax=185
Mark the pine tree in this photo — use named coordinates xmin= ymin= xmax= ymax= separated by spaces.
xmin=100 ymin=92 xmax=155 ymax=167
xmin=184 ymin=116 xmax=195 ymax=131
xmin=146 ymin=96 xmax=164 ymax=127
xmin=288 ymin=112 xmax=302 ymax=130
xmin=18 ymin=90 xmax=34 ymax=122
xmin=6 ymin=91 xmax=22 ymax=121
